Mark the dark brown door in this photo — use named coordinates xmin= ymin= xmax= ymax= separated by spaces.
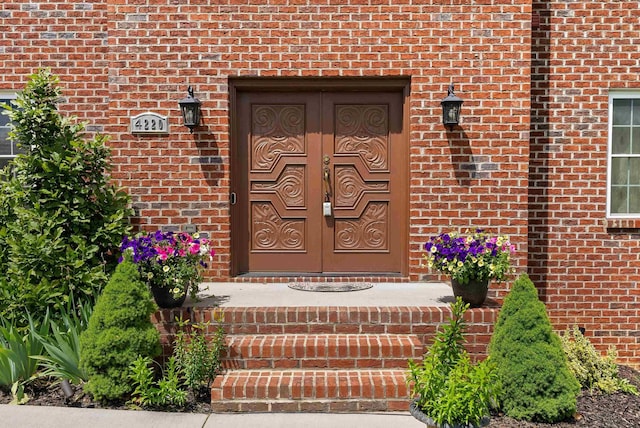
xmin=235 ymin=90 xmax=405 ymax=274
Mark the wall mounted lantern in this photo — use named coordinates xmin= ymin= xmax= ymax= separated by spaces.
xmin=178 ymin=86 xmax=201 ymax=133
xmin=441 ymin=84 xmax=463 ymax=131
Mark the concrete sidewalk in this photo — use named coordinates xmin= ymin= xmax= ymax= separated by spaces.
xmin=0 ymin=405 xmax=424 ymax=428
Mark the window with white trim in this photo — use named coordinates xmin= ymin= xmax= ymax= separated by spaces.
xmin=0 ymin=94 xmax=20 ymax=170
xmin=608 ymin=92 xmax=640 ymax=217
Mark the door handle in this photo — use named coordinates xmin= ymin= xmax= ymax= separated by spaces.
xmin=323 ymin=166 xmax=331 ymax=199
xmin=323 ymin=154 xmax=331 ymax=198
xmin=323 ymin=158 xmax=332 ymax=217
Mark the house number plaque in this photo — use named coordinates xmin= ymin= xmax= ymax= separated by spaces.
xmin=130 ymin=112 xmax=169 ymax=135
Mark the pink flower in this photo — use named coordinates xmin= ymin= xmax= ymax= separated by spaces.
xmin=156 ymin=249 xmax=168 ymax=261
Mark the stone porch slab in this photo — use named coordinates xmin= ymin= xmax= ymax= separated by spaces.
xmin=191 ymin=282 xmax=453 ymax=308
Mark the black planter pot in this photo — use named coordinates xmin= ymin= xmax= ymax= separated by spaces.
xmin=150 ymin=283 xmax=187 ymax=309
xmin=450 ymin=278 xmax=489 ymax=308
xmin=409 ymin=399 xmax=490 ymax=428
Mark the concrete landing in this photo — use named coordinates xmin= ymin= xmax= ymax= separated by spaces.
xmin=191 ymin=281 xmax=453 ymax=308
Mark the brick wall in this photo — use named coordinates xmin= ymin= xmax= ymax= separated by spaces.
xmin=0 ymin=0 xmax=110 ymax=131
xmin=1 ymin=0 xmax=532 ymax=283
xmin=530 ymin=0 xmax=640 ymax=366
xmin=100 ymin=0 xmax=532 ymax=283
xmin=3 ymin=1 xmax=637 ymax=366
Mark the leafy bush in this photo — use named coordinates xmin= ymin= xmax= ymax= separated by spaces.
xmin=488 ymin=274 xmax=580 ymax=423
xmin=174 ymin=317 xmax=226 ymax=394
xmin=407 ymin=297 xmax=499 ymax=427
xmin=0 ymin=68 xmax=132 ymax=329
xmin=79 ymin=258 xmax=160 ymax=403
xmin=129 ymin=356 xmax=187 ymax=408
xmin=128 ymin=317 xmax=226 ymax=410
xmin=561 ymin=326 xmax=638 ymax=396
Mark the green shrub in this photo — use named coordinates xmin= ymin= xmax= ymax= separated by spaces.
xmin=0 ymin=68 xmax=132 ymax=329
xmin=128 ymin=317 xmax=226 ymax=409
xmin=407 ymin=298 xmax=499 ymax=427
xmin=79 ymin=258 xmax=160 ymax=403
xmin=174 ymin=317 xmax=226 ymax=394
xmin=129 ymin=356 xmax=187 ymax=409
xmin=561 ymin=326 xmax=638 ymax=396
xmin=489 ymin=274 xmax=580 ymax=423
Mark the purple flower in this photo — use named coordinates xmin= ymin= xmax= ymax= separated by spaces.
xmin=422 ymin=229 xmax=515 ymax=284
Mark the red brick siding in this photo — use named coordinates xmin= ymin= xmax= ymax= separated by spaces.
xmin=99 ymin=1 xmax=532 ymax=283
xmin=530 ymin=0 xmax=640 ymax=367
xmin=0 ymin=1 xmax=110 ymax=130
xmin=3 ymin=1 xmax=637 ymax=367
xmin=2 ymin=1 xmax=532 ymax=282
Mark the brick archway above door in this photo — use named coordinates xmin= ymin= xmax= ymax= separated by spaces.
xmin=230 ymin=78 xmax=409 ymax=276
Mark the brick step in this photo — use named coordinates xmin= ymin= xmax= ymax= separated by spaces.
xmin=210 ymin=369 xmax=410 ymax=412
xmin=224 ymin=334 xmax=423 ymax=370
xmin=153 ymin=305 xmax=499 ymax=412
xmin=154 ymin=305 xmax=498 ymax=363
xmin=198 ymin=306 xmax=444 ymax=336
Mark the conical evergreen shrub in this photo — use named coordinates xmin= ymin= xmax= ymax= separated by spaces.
xmin=80 ymin=257 xmax=160 ymax=402
xmin=488 ymin=273 xmax=580 ymax=423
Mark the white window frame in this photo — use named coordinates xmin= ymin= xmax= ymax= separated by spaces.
xmin=607 ymin=91 xmax=640 ymax=219
xmin=0 ymin=93 xmax=18 ymax=169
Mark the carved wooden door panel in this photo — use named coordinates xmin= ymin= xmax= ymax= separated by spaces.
xmin=321 ymin=92 xmax=404 ymax=272
xmin=237 ymin=92 xmax=323 ymax=272
xmin=235 ymin=90 xmax=405 ymax=274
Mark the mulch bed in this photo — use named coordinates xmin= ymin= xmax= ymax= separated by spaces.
xmin=1 ymin=366 xmax=639 ymax=427
xmin=0 ymin=382 xmax=212 ymax=414
xmin=490 ymin=366 xmax=640 ymax=427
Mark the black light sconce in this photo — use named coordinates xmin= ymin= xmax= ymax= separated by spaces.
xmin=178 ymin=86 xmax=201 ymax=133
xmin=441 ymin=84 xmax=463 ymax=131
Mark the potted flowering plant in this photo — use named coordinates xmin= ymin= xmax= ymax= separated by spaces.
xmin=423 ymin=229 xmax=515 ymax=307
xmin=120 ymin=230 xmax=215 ymax=308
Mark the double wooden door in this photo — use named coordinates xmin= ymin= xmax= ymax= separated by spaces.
xmin=234 ymin=90 xmax=406 ymax=274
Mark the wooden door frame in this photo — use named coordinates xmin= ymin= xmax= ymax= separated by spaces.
xmin=229 ymin=77 xmax=411 ymax=277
